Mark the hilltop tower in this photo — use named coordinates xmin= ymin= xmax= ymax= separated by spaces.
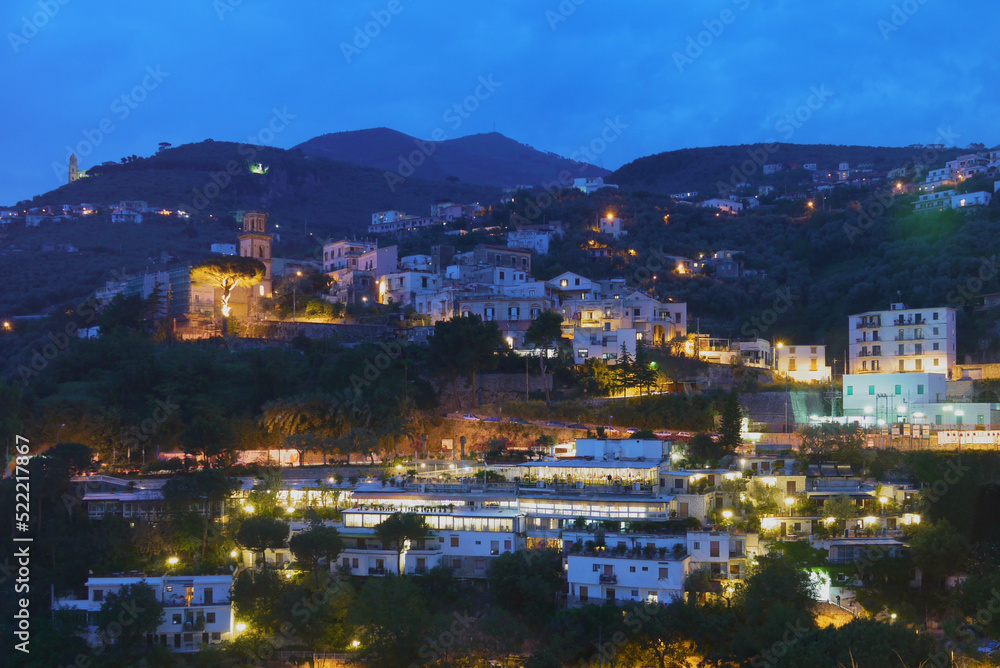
xmin=238 ymin=210 xmax=273 ymax=298
xmin=68 ymin=154 xmax=79 ymax=183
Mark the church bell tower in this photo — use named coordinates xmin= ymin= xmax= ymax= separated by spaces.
xmin=238 ymin=211 xmax=273 ymax=298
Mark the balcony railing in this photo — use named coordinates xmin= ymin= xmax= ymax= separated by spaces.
xmin=182 ymin=619 xmax=205 ymax=631
xmin=599 ymin=574 xmax=618 ymax=584
xmin=163 ymin=598 xmax=230 ymax=607
xmin=368 ymin=567 xmax=387 ymax=576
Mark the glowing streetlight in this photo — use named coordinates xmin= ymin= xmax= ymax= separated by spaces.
xmin=236 ymin=622 xmax=247 ymax=633
xmin=506 ymin=336 xmax=514 ymax=348
xmin=230 ymin=550 xmax=238 ymax=558
xmin=784 ymin=497 xmax=795 ymax=516
xmin=722 ymin=510 xmax=734 ymax=520
xmin=2 ymin=321 xmax=10 ymax=331
xmin=167 ymin=557 xmax=179 ymax=566
xmin=244 ymin=504 xmax=255 ymax=514
xmin=351 ymin=640 xmax=361 ymax=649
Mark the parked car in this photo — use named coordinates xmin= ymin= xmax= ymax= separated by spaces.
xmin=506 ymin=417 xmax=529 ymax=425
xmin=624 ymin=427 xmax=639 ymax=435
xmin=676 ymin=431 xmax=693 ymax=438
xmin=482 ymin=416 xmax=500 ymax=422
xmin=654 ymin=430 xmax=674 ymax=438
xmin=462 ymin=414 xmax=480 ymax=421
xmin=602 ymin=426 xmax=618 ymax=434
xmin=568 ymin=423 xmax=588 ymax=430
xmin=546 ymin=420 xmax=566 ymax=428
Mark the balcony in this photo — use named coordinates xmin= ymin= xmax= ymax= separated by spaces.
xmin=368 ymin=567 xmax=387 ymax=576
xmin=163 ymin=597 xmax=230 ymax=608
xmin=599 ymin=574 xmax=618 ymax=584
xmin=182 ymin=619 xmax=205 ymax=632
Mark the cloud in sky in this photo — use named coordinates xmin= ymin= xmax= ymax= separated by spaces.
xmin=0 ymin=0 xmax=996 ymax=203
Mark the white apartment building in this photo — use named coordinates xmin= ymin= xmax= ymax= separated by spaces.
xmin=368 ymin=210 xmax=436 ymax=234
xmin=953 ymin=191 xmax=992 ymax=208
xmin=572 ymin=327 xmax=637 ymax=364
xmin=55 ymin=575 xmax=234 ymax=653
xmin=507 ymin=228 xmax=554 ymax=255
xmin=574 ymin=176 xmax=618 ymax=194
xmin=322 ymin=239 xmax=397 ymax=276
xmin=560 ymin=292 xmax=687 ymax=349
xmin=594 ymin=214 xmax=627 ymax=239
xmin=919 ymin=167 xmax=957 ymax=192
xmin=455 ymin=291 xmax=555 ymax=348
xmin=567 ymin=550 xmax=690 ymax=605
xmin=915 ymin=190 xmax=957 ymax=212
xmin=378 ymin=270 xmax=443 ymax=308
xmin=400 ymin=254 xmax=433 ymax=271
xmin=849 ymin=303 xmax=956 ymax=376
xmin=775 ymin=344 xmax=831 ymax=383
xmin=699 ymin=198 xmax=744 ymax=214
xmin=340 ymin=508 xmax=525 ymax=579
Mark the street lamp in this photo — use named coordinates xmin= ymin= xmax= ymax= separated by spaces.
xmin=167 ymin=556 xmax=179 ymax=567
xmin=56 ymin=423 xmax=66 ymax=444
xmin=292 ymin=271 xmax=302 ymax=322
xmin=784 ymin=497 xmax=795 ymax=516
xmin=235 ymin=622 xmax=247 ymax=634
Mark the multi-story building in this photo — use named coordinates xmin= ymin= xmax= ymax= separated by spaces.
xmin=566 ymin=544 xmax=690 ymax=605
xmin=699 ymin=199 xmax=743 ymax=214
xmin=919 ymin=167 xmax=957 ymax=192
xmin=849 ymin=303 xmax=956 ymax=375
xmin=368 ymin=210 xmax=436 ymax=234
xmin=775 ymin=344 xmax=831 ymax=383
xmin=340 ymin=508 xmax=525 ymax=579
xmin=573 ymin=176 xmax=618 ymax=194
xmin=953 ymin=191 xmax=992 ymax=208
xmin=322 ymin=239 xmax=397 ymax=275
xmin=55 ymin=575 xmax=234 ymax=653
xmin=561 ymin=292 xmax=686 ymax=354
xmin=507 ymin=227 xmax=555 ymax=255
xmin=915 ymin=190 xmax=956 ymax=213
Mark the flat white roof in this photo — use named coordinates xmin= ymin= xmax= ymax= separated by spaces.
xmin=519 ymin=460 xmax=661 ymax=470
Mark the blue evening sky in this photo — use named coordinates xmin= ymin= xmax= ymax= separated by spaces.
xmin=1 ymin=0 xmax=996 ymax=204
